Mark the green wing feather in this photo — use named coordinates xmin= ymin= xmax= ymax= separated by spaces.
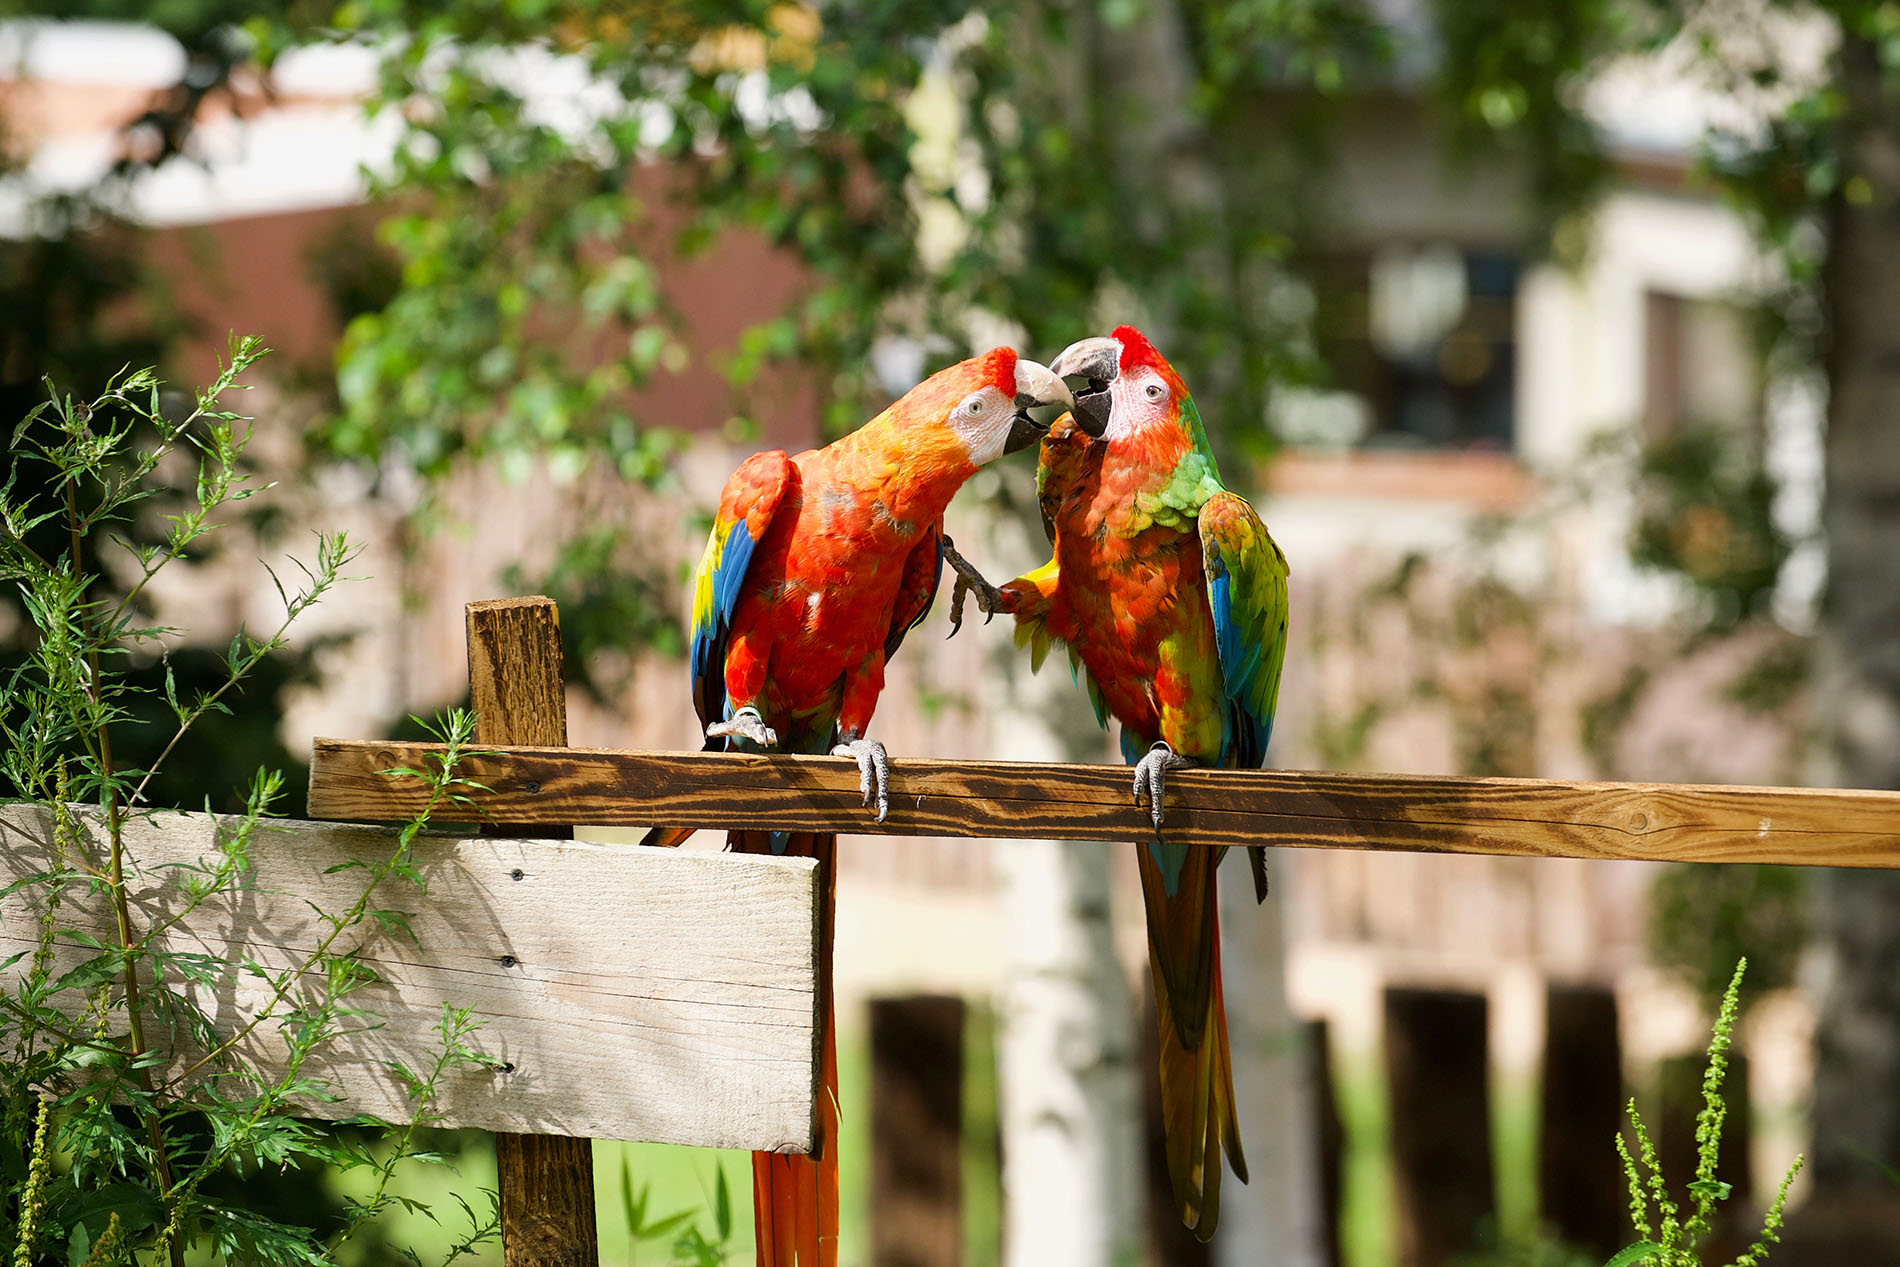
xmin=1197 ymin=491 xmax=1289 ymax=770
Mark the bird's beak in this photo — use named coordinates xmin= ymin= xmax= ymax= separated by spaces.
xmin=1006 ymin=358 xmax=1073 ymax=454
xmin=1049 ymin=336 xmax=1121 ymax=438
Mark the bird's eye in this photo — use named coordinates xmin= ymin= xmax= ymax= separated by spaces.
xmin=1144 ymin=382 xmax=1166 ymax=402
xmin=964 ymin=395 xmax=985 ymax=416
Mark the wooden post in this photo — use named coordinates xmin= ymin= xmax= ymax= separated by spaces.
xmin=870 ymin=995 xmax=966 ymax=1267
xmin=1385 ymin=988 xmax=1494 ymax=1267
xmin=467 ymin=597 xmax=599 ymax=1267
xmin=1307 ymin=1019 xmax=1345 ymax=1267
xmin=1539 ymin=984 xmax=1625 ymax=1257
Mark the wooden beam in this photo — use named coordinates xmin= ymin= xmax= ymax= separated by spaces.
xmin=308 ymin=740 xmax=1900 ymax=869
xmin=464 ymin=596 xmax=596 ymax=1267
xmin=0 ymin=804 xmax=820 ymax=1148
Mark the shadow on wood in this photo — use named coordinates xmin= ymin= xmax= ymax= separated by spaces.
xmin=306 ymin=738 xmax=1900 ymax=868
xmin=0 ymin=806 xmax=821 ymax=1145
xmin=870 ymin=995 xmax=965 ymax=1267
xmin=1385 ymin=988 xmax=1494 ymax=1267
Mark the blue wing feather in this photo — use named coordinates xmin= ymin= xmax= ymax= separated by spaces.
xmin=687 ymin=450 xmax=794 ymax=737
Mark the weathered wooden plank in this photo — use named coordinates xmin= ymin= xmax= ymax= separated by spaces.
xmin=466 ymin=595 xmax=596 ymax=1267
xmin=307 ymin=739 xmax=1900 ymax=869
xmin=0 ymin=804 xmax=820 ymax=1151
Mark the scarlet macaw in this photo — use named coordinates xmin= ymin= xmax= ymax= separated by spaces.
xmin=642 ymin=348 xmax=1072 ymax=1267
xmin=944 ymin=326 xmax=1288 ymax=1238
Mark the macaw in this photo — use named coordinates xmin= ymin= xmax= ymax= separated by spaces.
xmin=943 ymin=325 xmax=1288 ymax=1238
xmin=640 ymin=348 xmax=1072 ymax=1267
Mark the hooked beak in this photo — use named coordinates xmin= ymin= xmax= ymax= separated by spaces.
xmin=1006 ymin=358 xmax=1073 ymax=454
xmin=1049 ymin=336 xmax=1121 ymax=438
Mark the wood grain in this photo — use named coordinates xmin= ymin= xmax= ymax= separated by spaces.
xmin=467 ymin=597 xmax=569 ymax=750
xmin=307 ymin=739 xmax=1900 ymax=869
xmin=0 ymin=804 xmax=821 ymax=1149
xmin=467 ymin=596 xmax=594 ymax=1267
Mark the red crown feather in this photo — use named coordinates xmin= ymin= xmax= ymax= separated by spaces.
xmin=1111 ymin=325 xmax=1170 ymax=376
xmin=976 ymin=346 xmax=1020 ymax=397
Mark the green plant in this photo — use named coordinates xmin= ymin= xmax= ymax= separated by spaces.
xmin=0 ymin=346 xmax=498 ymax=1265
xmin=619 ymin=1156 xmax=738 ymax=1266
xmin=1605 ymin=959 xmax=1802 ymax=1267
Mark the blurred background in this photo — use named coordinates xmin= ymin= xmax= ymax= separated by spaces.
xmin=2 ymin=0 xmax=1896 ymax=1264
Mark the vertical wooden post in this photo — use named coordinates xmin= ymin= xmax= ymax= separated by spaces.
xmin=1384 ymin=988 xmax=1494 ymax=1267
xmin=466 ymin=597 xmax=599 ymax=1267
xmin=1539 ymin=984 xmax=1625 ymax=1257
xmin=1307 ymin=1019 xmax=1345 ymax=1267
xmin=870 ymin=994 xmax=966 ymax=1267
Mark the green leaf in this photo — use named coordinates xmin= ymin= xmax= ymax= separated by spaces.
xmin=1603 ymin=1244 xmax=1664 ymax=1267
xmin=714 ymin=1160 xmax=731 ymax=1242
xmin=1687 ymin=1177 xmax=1732 ymax=1202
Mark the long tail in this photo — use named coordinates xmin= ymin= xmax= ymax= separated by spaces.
xmin=1138 ymin=842 xmax=1246 ymax=1240
xmin=733 ymin=829 xmax=838 ymax=1267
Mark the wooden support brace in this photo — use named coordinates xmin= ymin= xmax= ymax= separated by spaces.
xmin=466 ymin=597 xmax=598 ymax=1267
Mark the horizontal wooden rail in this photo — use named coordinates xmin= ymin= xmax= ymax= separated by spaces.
xmin=307 ymin=738 xmax=1900 ymax=869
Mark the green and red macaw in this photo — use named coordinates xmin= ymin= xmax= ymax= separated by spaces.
xmin=945 ymin=325 xmax=1289 ymax=1238
xmin=641 ymin=348 xmax=1071 ymax=1267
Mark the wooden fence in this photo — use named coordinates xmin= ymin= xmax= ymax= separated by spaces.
xmin=5 ymin=593 xmax=1898 ymax=1267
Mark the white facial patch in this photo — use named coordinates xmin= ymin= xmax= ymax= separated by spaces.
xmin=947 ymin=385 xmax=1014 ymax=465
xmin=1106 ymin=367 xmax=1171 ymax=440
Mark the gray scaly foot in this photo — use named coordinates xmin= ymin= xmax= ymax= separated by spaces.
xmin=707 ymin=705 xmax=777 ymax=748
xmin=1132 ymin=741 xmax=1194 ymax=841
xmin=831 ymin=736 xmax=892 ymax=822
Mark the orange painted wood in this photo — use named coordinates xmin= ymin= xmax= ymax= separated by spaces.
xmin=307 ymin=739 xmax=1900 ymax=869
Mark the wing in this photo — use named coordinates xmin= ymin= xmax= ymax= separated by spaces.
xmin=883 ymin=520 xmax=944 ymax=662
xmin=690 ymin=450 xmax=795 ymax=731
xmin=1197 ymin=491 xmax=1289 ymax=771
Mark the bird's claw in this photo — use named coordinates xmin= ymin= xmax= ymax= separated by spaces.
xmin=1132 ymin=741 xmax=1194 ymax=840
xmin=707 ymin=706 xmax=778 ymax=749
xmin=831 ymin=736 xmax=892 ymax=823
xmin=940 ymin=534 xmax=1002 ymax=637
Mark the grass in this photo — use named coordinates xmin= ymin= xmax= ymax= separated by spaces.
xmin=322 ymin=1006 xmax=1018 ymax=1267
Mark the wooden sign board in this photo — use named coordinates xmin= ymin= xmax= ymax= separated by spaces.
xmin=0 ymin=805 xmax=821 ymax=1152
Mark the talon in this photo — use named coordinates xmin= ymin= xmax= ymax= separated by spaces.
xmin=707 ymin=705 xmax=778 ymax=749
xmin=940 ymin=535 xmax=1002 ymax=637
xmin=831 ymin=737 xmax=891 ymax=823
xmin=1132 ymin=741 xmax=1193 ymax=841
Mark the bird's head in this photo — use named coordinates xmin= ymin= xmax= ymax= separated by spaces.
xmin=891 ymin=347 xmax=1073 ymax=469
xmin=1048 ymin=325 xmax=1191 ymax=442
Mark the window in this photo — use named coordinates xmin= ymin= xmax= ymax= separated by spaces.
xmin=1301 ymin=244 xmax=1519 ymax=452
